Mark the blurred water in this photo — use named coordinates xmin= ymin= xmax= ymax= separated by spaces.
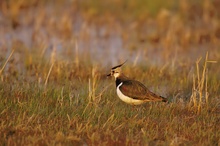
xmin=0 ymin=20 xmax=136 ymax=67
xmin=0 ymin=5 xmax=213 ymax=68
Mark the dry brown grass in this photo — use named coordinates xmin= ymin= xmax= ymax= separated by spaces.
xmin=0 ymin=0 xmax=219 ymax=145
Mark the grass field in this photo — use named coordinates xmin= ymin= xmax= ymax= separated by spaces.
xmin=0 ymin=0 xmax=220 ymax=145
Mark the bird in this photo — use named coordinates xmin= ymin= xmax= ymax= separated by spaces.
xmin=107 ymin=61 xmax=167 ymax=105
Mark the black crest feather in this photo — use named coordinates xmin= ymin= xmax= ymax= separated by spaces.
xmin=111 ymin=60 xmax=127 ymax=69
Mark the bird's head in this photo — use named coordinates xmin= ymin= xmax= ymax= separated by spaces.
xmin=107 ymin=61 xmax=126 ymax=79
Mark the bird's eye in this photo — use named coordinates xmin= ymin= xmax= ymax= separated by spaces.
xmin=112 ymin=71 xmax=115 ymax=73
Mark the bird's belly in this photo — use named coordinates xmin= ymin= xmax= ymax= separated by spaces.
xmin=116 ymin=84 xmax=144 ymax=105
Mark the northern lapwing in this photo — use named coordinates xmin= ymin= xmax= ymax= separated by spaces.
xmin=107 ymin=62 xmax=167 ymax=105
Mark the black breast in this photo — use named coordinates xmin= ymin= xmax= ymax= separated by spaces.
xmin=116 ymin=78 xmax=122 ymax=87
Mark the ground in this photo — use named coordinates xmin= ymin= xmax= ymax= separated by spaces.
xmin=0 ymin=0 xmax=219 ymax=145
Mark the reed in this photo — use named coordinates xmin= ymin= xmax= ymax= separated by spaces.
xmin=190 ymin=52 xmax=217 ymax=113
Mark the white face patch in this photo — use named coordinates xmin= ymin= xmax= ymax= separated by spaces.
xmin=113 ymin=72 xmax=120 ymax=79
xmin=116 ymin=82 xmax=145 ymax=105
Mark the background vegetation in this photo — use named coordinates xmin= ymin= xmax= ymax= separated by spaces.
xmin=0 ymin=0 xmax=219 ymax=145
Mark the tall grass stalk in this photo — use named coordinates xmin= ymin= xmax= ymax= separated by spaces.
xmin=75 ymin=40 xmax=79 ymax=69
xmin=88 ymin=66 xmax=99 ymax=103
xmin=45 ymin=46 xmax=56 ymax=87
xmin=190 ymin=52 xmax=217 ymax=113
xmin=57 ymin=86 xmax=65 ymax=107
xmin=0 ymin=49 xmax=14 ymax=76
xmin=45 ymin=63 xmax=54 ymax=87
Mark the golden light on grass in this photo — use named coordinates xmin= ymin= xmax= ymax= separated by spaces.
xmin=190 ymin=52 xmax=217 ymax=113
xmin=0 ymin=49 xmax=14 ymax=77
xmin=0 ymin=0 xmax=219 ymax=145
xmin=44 ymin=62 xmax=54 ymax=87
xmin=75 ymin=40 xmax=79 ymax=70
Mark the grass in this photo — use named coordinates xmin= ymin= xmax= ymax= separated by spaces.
xmin=0 ymin=49 xmax=219 ymax=145
xmin=0 ymin=0 xmax=220 ymax=145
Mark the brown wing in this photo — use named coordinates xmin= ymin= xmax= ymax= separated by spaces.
xmin=119 ymin=80 xmax=164 ymax=101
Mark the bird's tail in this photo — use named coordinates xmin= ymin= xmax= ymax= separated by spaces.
xmin=160 ymin=96 xmax=168 ymax=102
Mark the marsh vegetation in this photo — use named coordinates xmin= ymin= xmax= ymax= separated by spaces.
xmin=0 ymin=0 xmax=219 ymax=145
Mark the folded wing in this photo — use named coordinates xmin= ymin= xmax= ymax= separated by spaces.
xmin=119 ymin=80 xmax=165 ymax=101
